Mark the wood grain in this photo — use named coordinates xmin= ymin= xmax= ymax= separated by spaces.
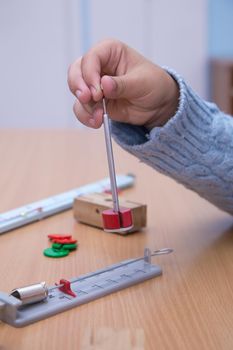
xmin=0 ymin=129 xmax=233 ymax=350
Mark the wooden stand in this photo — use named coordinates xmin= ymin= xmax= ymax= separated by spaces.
xmin=73 ymin=193 xmax=147 ymax=232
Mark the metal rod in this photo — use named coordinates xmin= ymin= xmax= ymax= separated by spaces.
xmin=102 ymin=98 xmax=120 ymax=212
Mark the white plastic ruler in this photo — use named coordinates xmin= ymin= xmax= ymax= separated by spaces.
xmin=0 ymin=174 xmax=135 ymax=234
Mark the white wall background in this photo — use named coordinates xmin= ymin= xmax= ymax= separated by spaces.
xmin=0 ymin=0 xmax=208 ymax=127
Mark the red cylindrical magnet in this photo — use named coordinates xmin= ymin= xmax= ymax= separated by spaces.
xmin=102 ymin=209 xmax=121 ymax=230
xmin=102 ymin=207 xmax=133 ymax=231
xmin=119 ymin=208 xmax=133 ymax=228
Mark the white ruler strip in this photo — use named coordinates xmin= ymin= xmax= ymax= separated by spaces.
xmin=0 ymin=174 xmax=135 ymax=234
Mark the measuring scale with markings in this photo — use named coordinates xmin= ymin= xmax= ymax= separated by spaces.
xmin=0 ymin=248 xmax=172 ymax=327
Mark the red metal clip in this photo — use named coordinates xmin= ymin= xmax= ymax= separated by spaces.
xmin=56 ymin=279 xmax=76 ymax=297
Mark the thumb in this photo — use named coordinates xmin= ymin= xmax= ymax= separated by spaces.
xmin=101 ymin=74 xmax=136 ymax=100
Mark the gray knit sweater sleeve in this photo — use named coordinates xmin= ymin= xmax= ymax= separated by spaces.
xmin=111 ymin=68 xmax=233 ymax=215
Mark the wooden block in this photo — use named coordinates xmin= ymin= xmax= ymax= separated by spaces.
xmin=73 ymin=193 xmax=147 ymax=232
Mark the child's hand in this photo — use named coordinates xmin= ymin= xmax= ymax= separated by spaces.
xmin=68 ymin=39 xmax=179 ymax=130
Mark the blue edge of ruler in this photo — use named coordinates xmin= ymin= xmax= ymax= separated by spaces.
xmin=0 ymin=174 xmax=135 ymax=234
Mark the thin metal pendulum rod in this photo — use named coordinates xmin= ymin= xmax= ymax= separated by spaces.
xmin=102 ymin=98 xmax=120 ymax=213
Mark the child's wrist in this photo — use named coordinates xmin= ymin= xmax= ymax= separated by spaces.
xmin=145 ymin=72 xmax=179 ymax=130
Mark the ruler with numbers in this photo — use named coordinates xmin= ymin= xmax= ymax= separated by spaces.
xmin=0 ymin=174 xmax=135 ymax=234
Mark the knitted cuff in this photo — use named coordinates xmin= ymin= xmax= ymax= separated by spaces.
xmin=111 ymin=68 xmax=233 ymax=214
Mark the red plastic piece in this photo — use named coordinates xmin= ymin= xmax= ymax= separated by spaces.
xmin=56 ymin=279 xmax=76 ymax=297
xmin=119 ymin=208 xmax=133 ymax=228
xmin=48 ymin=234 xmax=72 ymax=240
xmin=52 ymin=238 xmax=77 ymax=244
xmin=102 ymin=207 xmax=133 ymax=230
xmin=102 ymin=209 xmax=121 ymax=230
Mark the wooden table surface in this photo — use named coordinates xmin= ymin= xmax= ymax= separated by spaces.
xmin=0 ymin=129 xmax=233 ymax=350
